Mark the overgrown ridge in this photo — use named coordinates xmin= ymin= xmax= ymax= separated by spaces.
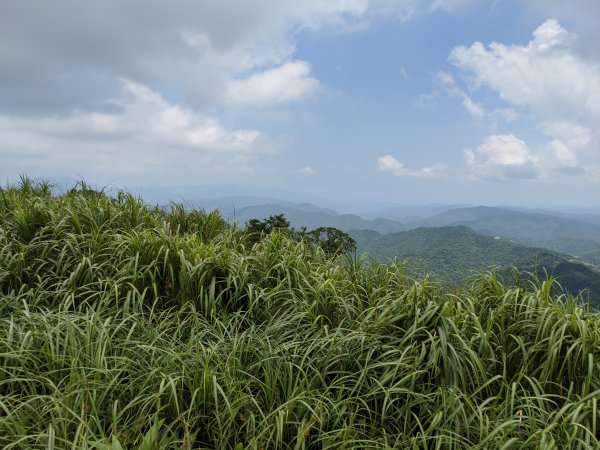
xmin=1 ymin=179 xmax=599 ymax=449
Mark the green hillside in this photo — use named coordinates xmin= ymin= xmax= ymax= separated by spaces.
xmin=354 ymin=226 xmax=600 ymax=306
xmin=1 ymin=180 xmax=600 ymax=449
xmin=412 ymin=206 xmax=600 ymax=264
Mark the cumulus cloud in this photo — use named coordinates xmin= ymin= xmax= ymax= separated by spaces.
xmin=522 ymin=0 xmax=600 ymax=59
xmin=540 ymin=121 xmax=591 ymax=148
xmin=449 ymin=20 xmax=600 ymax=121
xmin=0 ymin=0 xmax=504 ymax=115
xmin=0 ymin=80 xmax=273 ymax=182
xmin=0 ymin=0 xmax=455 ymax=115
xmin=377 ymin=155 xmax=445 ymax=177
xmin=0 ymin=0 xmax=500 ymax=187
xmin=432 ymin=71 xmax=515 ymax=125
xmin=226 ymin=61 xmax=321 ymax=107
xmin=378 ymin=155 xmax=407 ymax=176
xmin=464 ymin=134 xmax=540 ymax=180
xmin=548 ymin=140 xmax=577 ymax=167
xmin=545 ymin=139 xmax=587 ymax=175
xmin=449 ymin=19 xmax=600 ymax=177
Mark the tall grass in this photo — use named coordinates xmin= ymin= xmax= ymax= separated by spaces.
xmin=0 ymin=178 xmax=599 ymax=449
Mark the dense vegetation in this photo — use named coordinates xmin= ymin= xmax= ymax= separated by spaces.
xmin=1 ymin=179 xmax=600 ymax=449
xmin=351 ymin=226 xmax=600 ymax=307
xmin=244 ymin=214 xmax=356 ymax=256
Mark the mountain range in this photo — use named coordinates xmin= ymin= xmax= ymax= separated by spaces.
xmin=203 ymin=200 xmax=600 ymax=306
xmin=348 ymin=226 xmax=600 ymax=306
xmin=407 ymin=206 xmax=600 ymax=264
xmin=212 ymin=202 xmax=600 ymax=265
xmin=223 ymin=203 xmax=407 ymax=234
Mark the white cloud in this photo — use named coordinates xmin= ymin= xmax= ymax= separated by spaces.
xmin=449 ymin=20 xmax=600 ymax=121
xmin=435 ymin=71 xmax=456 ymax=87
xmin=0 ymin=0 xmax=449 ymax=115
xmin=521 ymin=0 xmax=600 ymax=59
xmin=0 ymin=0 xmax=506 ymax=116
xmin=548 ymin=140 xmax=577 ymax=167
xmin=449 ymin=20 xmax=600 ymax=177
xmin=432 ymin=72 xmax=492 ymax=123
xmin=540 ymin=121 xmax=591 ymax=148
xmin=225 ymin=61 xmax=321 ymax=107
xmin=0 ymin=80 xmax=273 ymax=182
xmin=461 ymin=96 xmax=485 ymax=120
xmin=300 ymin=166 xmax=316 ymax=175
xmin=491 ymin=108 xmax=517 ymax=123
xmin=464 ymin=134 xmax=540 ymax=180
xmin=377 ymin=155 xmax=445 ymax=177
xmin=110 ymin=81 xmax=265 ymax=154
xmin=378 ymin=155 xmax=407 ymax=176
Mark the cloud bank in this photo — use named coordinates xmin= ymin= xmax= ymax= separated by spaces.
xmin=0 ymin=80 xmax=272 ymax=182
xmin=449 ymin=19 xmax=600 ymax=179
xmin=464 ymin=134 xmax=540 ymax=180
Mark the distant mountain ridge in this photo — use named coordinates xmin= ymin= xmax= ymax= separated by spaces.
xmin=349 ymin=226 xmax=600 ymax=306
xmin=221 ymin=202 xmax=600 ymax=264
xmin=409 ymin=206 xmax=600 ymax=264
xmin=227 ymin=203 xmax=407 ymax=234
xmin=500 ymin=206 xmax=600 ymax=226
xmin=370 ymin=204 xmax=472 ymax=222
xmin=197 ymin=200 xmax=600 ymax=266
xmin=199 ymin=200 xmax=600 ymax=305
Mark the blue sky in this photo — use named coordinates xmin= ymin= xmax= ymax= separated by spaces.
xmin=1 ymin=0 xmax=599 ymax=208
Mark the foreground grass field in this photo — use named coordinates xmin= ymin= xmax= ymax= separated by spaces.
xmin=1 ymin=179 xmax=599 ymax=449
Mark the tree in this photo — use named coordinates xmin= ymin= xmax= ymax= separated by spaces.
xmin=244 ymin=215 xmax=356 ymax=257
xmin=309 ymin=226 xmax=356 ymax=256
xmin=245 ymin=214 xmax=291 ymax=246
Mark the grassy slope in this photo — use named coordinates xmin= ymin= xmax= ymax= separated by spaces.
xmin=1 ymin=181 xmax=600 ymax=449
xmin=354 ymin=226 xmax=600 ymax=307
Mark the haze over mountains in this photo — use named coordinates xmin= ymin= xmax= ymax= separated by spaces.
xmin=188 ymin=197 xmax=600 ymax=305
xmin=204 ymin=199 xmax=600 ymax=259
xmin=225 ymin=203 xmax=406 ymax=234
xmin=406 ymin=207 xmax=600 ymax=265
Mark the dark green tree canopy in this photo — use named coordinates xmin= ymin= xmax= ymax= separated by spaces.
xmin=244 ymin=214 xmax=356 ymax=256
xmin=308 ymin=226 xmax=356 ymax=256
xmin=245 ymin=214 xmax=291 ymax=246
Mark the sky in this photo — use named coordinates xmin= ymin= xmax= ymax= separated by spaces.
xmin=1 ymin=0 xmax=599 ymax=208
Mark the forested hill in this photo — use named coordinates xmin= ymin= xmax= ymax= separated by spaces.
xmin=350 ymin=226 xmax=600 ymax=306
xmin=409 ymin=206 xmax=600 ymax=264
